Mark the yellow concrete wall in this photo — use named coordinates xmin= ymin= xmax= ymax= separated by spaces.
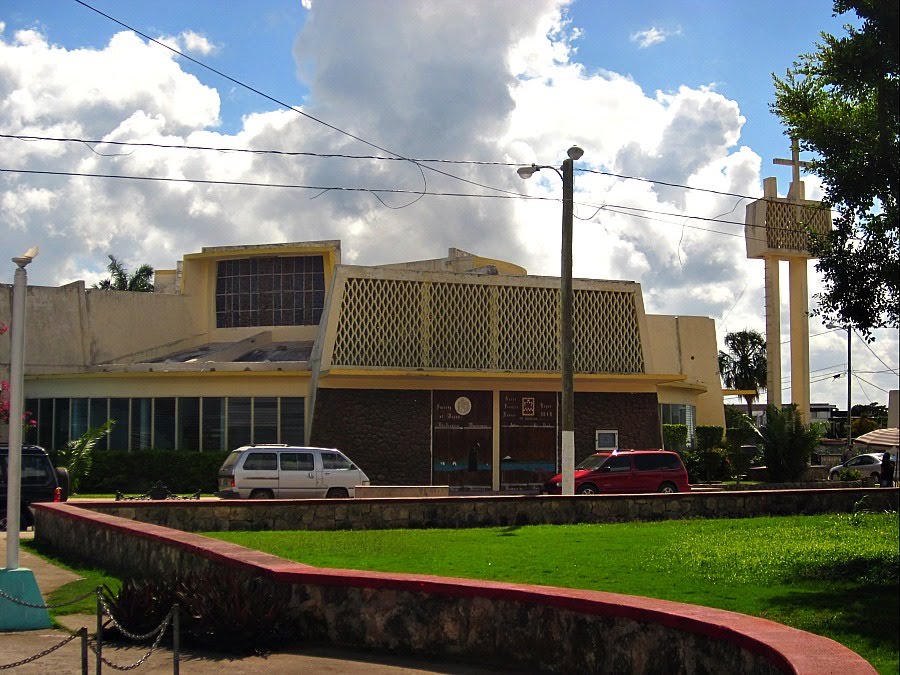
xmin=1 ymin=281 xmax=202 ymax=372
xmin=180 ymin=242 xmax=339 ymax=344
xmin=647 ymin=315 xmax=724 ymax=428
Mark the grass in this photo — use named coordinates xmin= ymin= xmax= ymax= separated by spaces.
xmin=206 ymin=513 xmax=899 ymax=674
xmin=20 ymin=540 xmax=121 ymax=620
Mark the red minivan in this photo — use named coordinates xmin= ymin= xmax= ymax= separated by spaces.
xmin=542 ymin=450 xmax=690 ymax=495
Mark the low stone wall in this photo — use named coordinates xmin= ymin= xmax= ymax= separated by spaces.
xmin=722 ymin=480 xmax=865 ymax=491
xmin=354 ymin=485 xmax=450 ymax=498
xmin=65 ymin=487 xmax=899 ymax=533
xmin=33 ymin=502 xmax=877 ymax=674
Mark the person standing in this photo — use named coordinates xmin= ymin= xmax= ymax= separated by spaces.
xmin=880 ymin=452 xmax=895 ymax=487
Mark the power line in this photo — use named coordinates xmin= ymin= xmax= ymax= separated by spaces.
xmin=0 ymin=167 xmax=540 ymax=200
xmin=0 ymin=133 xmax=520 ymax=165
xmin=70 ymin=0 xmax=536 ymax=206
xmin=852 ymin=328 xmax=900 ymax=377
xmin=0 ymin=132 xmax=842 ymax=215
xmin=0 ymin=165 xmax=809 ymax=247
xmin=0 ymin=134 xmax=833 ymax=243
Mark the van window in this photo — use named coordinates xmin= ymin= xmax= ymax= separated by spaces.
xmin=281 ymin=452 xmax=314 ymax=471
xmin=22 ymin=455 xmax=53 ymax=485
xmin=220 ymin=450 xmax=243 ymax=471
xmin=604 ymin=455 xmax=631 ymax=472
xmin=242 ymin=452 xmax=277 ymax=471
xmin=634 ymin=454 xmax=679 ymax=471
xmin=322 ymin=452 xmax=352 ymax=470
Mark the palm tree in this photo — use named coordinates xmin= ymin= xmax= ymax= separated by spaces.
xmin=94 ymin=255 xmax=154 ymax=292
xmin=718 ymin=329 xmax=767 ymax=417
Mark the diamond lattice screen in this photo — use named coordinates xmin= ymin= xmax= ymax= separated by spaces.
xmin=331 ymin=276 xmax=644 ymax=373
xmin=765 ymin=202 xmax=831 ymax=251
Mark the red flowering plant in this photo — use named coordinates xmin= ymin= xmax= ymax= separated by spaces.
xmin=1 ymin=319 xmax=37 ymax=431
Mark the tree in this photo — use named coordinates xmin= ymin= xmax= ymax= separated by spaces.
xmin=94 ymin=255 xmax=155 ymax=292
xmin=718 ymin=330 xmax=767 ymax=417
xmin=759 ymin=404 xmax=821 ymax=482
xmin=772 ymin=0 xmax=899 ymax=336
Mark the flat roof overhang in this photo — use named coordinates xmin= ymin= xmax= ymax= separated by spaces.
xmin=316 ymin=369 xmax=688 ymax=393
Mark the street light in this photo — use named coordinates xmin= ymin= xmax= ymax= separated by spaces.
xmin=5 ymin=247 xmax=38 ymax=571
xmin=517 ymin=146 xmax=583 ymax=496
xmin=827 ymin=322 xmax=852 ymax=455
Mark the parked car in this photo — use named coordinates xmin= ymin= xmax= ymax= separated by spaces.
xmin=1 ymin=444 xmax=70 ymax=530
xmin=828 ymin=452 xmax=897 ymax=482
xmin=543 ymin=450 xmax=690 ymax=495
xmin=216 ymin=445 xmax=370 ymax=499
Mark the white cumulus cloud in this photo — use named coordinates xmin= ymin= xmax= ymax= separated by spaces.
xmin=630 ymin=26 xmax=680 ymax=49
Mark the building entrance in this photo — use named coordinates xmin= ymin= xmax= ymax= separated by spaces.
xmin=432 ymin=391 xmax=492 ymax=488
xmin=499 ymin=391 xmax=557 ymax=488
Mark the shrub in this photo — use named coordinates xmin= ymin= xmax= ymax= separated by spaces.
xmin=695 ymin=426 xmax=724 ymax=450
xmin=79 ymin=450 xmax=230 ymax=494
xmin=102 ymin=569 xmax=301 ymax=655
xmin=760 ymin=404 xmax=820 ymax=482
xmin=683 ymin=447 xmax=731 ymax=483
xmin=838 ymin=468 xmax=863 ymax=482
xmin=662 ymin=424 xmax=688 ymax=452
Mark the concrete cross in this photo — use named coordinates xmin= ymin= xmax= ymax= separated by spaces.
xmin=773 ymin=137 xmax=813 ymax=188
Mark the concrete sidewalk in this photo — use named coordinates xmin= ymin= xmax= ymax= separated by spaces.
xmin=1 ymin=531 xmax=501 ymax=674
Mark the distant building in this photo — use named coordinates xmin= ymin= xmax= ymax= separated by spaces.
xmin=2 ymin=241 xmax=724 ymax=489
xmin=743 ymin=402 xmax=843 ymax=434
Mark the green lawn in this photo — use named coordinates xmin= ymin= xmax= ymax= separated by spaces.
xmin=207 ymin=513 xmax=899 ymax=674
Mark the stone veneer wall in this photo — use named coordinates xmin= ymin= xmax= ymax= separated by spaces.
xmin=311 ymin=389 xmax=432 ymax=485
xmin=310 ymin=389 xmax=662 ymax=484
xmin=33 ymin=502 xmax=879 ymax=675
xmin=57 ymin=488 xmax=899 ymax=533
xmin=575 ymin=392 xmax=661 ymax=461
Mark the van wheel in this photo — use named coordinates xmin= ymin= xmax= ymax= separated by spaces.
xmin=576 ymin=483 xmax=599 ymax=495
xmin=249 ymin=489 xmax=274 ymax=500
xmin=658 ymin=482 xmax=678 ymax=494
xmin=55 ymin=467 xmax=71 ymax=501
xmin=326 ymin=488 xmax=350 ymax=499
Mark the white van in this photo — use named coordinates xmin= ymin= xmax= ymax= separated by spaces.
xmin=216 ymin=445 xmax=370 ymax=499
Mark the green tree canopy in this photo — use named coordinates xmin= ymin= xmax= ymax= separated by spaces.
xmin=718 ymin=330 xmax=767 ymax=417
xmin=93 ymin=254 xmax=155 ymax=292
xmin=772 ymin=0 xmax=899 ymax=335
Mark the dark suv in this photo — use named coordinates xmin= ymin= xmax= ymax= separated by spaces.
xmin=1 ymin=444 xmax=70 ymax=530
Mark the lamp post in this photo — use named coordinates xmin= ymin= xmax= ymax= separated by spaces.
xmin=517 ymin=146 xmax=583 ymax=496
xmin=844 ymin=326 xmax=852 ymax=454
xmin=5 ymin=247 xmax=38 ymax=570
xmin=827 ymin=323 xmax=852 ymax=456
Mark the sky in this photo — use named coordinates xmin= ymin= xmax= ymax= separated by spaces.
xmin=1 ymin=0 xmax=897 ymax=412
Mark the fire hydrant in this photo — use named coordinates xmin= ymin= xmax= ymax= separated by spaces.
xmin=54 ymin=486 xmax=62 ymax=502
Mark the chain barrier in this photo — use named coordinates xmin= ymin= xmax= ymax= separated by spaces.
xmin=97 ymin=593 xmax=173 ymax=642
xmin=0 ymin=630 xmax=82 ymax=670
xmin=0 ymin=585 xmax=97 ymax=609
xmin=88 ymin=609 xmax=173 ymax=672
xmin=1 ymin=584 xmax=179 ymax=673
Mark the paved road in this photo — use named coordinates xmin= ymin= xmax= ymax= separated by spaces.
xmin=1 ymin=532 xmax=506 ymax=674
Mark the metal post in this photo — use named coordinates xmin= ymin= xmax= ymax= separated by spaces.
xmin=80 ymin=627 xmax=89 ymax=675
xmin=846 ymin=327 xmax=852 ymax=453
xmin=560 ymin=156 xmax=575 ymax=496
xmin=96 ymin=587 xmax=103 ymax=675
xmin=5 ymin=257 xmax=31 ymax=569
xmin=173 ymin=603 xmax=180 ymax=675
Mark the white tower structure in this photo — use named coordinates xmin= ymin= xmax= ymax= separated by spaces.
xmin=744 ymin=140 xmax=832 ymax=425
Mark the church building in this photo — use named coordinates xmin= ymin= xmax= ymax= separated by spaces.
xmin=1 ymin=241 xmax=724 ymax=490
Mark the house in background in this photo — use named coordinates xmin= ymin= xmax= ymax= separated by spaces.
xmin=1 ymin=241 xmax=724 ymax=490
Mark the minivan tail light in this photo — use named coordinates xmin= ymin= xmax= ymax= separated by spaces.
xmin=230 ymin=477 xmax=235 ymax=488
